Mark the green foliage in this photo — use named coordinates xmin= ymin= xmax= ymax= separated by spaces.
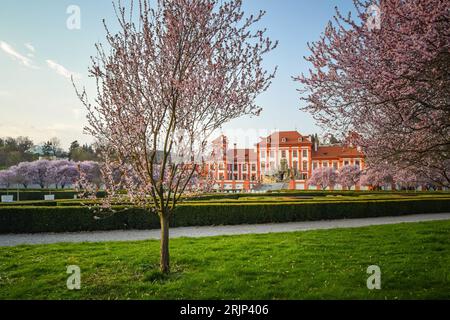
xmin=68 ymin=141 xmax=100 ymax=162
xmin=0 ymin=137 xmax=37 ymax=168
xmin=0 ymin=198 xmax=449 ymax=234
xmin=0 ymin=190 xmax=106 ymax=201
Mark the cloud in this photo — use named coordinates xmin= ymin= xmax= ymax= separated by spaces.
xmin=24 ymin=43 xmax=35 ymax=57
xmin=24 ymin=43 xmax=35 ymax=53
xmin=0 ymin=41 xmax=36 ymax=69
xmin=46 ymin=59 xmax=81 ymax=80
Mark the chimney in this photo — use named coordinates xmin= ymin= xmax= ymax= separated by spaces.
xmin=314 ymin=139 xmax=318 ymax=152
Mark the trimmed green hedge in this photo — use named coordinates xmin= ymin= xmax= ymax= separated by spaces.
xmin=0 ymin=198 xmax=449 ymax=234
xmin=0 ymin=190 xmax=106 ymax=201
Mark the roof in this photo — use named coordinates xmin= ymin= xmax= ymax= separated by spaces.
xmin=312 ymin=145 xmax=364 ymax=160
xmin=257 ymin=131 xmax=312 ymax=147
xmin=226 ymin=149 xmax=257 ymax=162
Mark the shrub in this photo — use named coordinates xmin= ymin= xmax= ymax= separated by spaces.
xmin=0 ymin=198 xmax=449 ymax=234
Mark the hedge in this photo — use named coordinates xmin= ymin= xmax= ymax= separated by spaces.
xmin=0 ymin=190 xmax=106 ymax=201
xmin=0 ymin=198 xmax=449 ymax=234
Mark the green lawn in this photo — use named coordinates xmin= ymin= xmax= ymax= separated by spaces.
xmin=1 ymin=221 xmax=449 ymax=300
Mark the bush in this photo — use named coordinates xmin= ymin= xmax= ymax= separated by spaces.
xmin=0 ymin=198 xmax=449 ymax=234
xmin=0 ymin=190 xmax=106 ymax=201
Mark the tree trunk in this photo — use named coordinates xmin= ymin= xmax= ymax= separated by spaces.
xmin=160 ymin=213 xmax=170 ymax=274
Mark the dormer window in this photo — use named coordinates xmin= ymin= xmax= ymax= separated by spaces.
xmin=282 ymin=138 xmax=287 ymax=143
xmin=266 ymin=138 xmax=271 ymax=143
xmin=298 ymin=137 xmax=303 ymax=142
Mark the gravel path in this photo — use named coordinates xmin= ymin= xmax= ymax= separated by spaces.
xmin=1 ymin=213 xmax=449 ymax=247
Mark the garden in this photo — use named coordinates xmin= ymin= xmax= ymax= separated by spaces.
xmin=1 ymin=219 xmax=449 ymax=300
xmin=1 ymin=189 xmax=449 ymax=234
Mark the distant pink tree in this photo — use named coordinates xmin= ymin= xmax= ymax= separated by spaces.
xmin=11 ymin=162 xmax=33 ymax=188
xmin=78 ymin=161 xmax=102 ymax=189
xmin=55 ymin=161 xmax=80 ymax=189
xmin=393 ymin=169 xmax=420 ymax=190
xmin=75 ymin=0 xmax=277 ymax=273
xmin=337 ymin=165 xmax=361 ymax=190
xmin=360 ymin=166 xmax=393 ymax=190
xmin=309 ymin=167 xmax=337 ymax=190
xmin=0 ymin=169 xmax=15 ymax=191
xmin=296 ymin=0 xmax=450 ymax=186
xmin=28 ymin=160 xmax=51 ymax=189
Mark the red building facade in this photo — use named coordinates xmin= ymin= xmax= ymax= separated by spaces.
xmin=207 ymin=131 xmax=365 ymax=191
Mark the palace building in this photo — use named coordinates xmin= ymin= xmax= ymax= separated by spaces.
xmin=206 ymin=131 xmax=365 ymax=191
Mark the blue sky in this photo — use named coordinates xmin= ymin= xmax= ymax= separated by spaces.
xmin=0 ymin=0 xmax=355 ymax=149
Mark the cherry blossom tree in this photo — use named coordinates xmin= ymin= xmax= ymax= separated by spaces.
xmin=0 ymin=169 xmax=15 ymax=191
xmin=75 ymin=0 xmax=277 ymax=273
xmin=393 ymin=169 xmax=420 ymax=191
xmin=309 ymin=167 xmax=337 ymax=190
xmin=11 ymin=162 xmax=33 ymax=188
xmin=337 ymin=165 xmax=361 ymax=190
xmin=296 ymin=0 xmax=450 ymax=186
xmin=56 ymin=163 xmax=80 ymax=189
xmin=29 ymin=160 xmax=52 ymax=189
xmin=360 ymin=166 xmax=393 ymax=190
xmin=78 ymin=161 xmax=103 ymax=190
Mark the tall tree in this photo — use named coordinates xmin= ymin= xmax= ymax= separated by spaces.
xmin=75 ymin=0 xmax=277 ymax=273
xmin=296 ymin=0 xmax=450 ymax=186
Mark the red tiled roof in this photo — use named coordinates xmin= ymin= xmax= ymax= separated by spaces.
xmin=226 ymin=149 xmax=257 ymax=162
xmin=257 ymin=131 xmax=312 ymax=146
xmin=312 ymin=146 xmax=364 ymax=160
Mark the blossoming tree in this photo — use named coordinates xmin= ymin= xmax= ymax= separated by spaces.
xmin=75 ymin=0 xmax=277 ymax=273
xmin=296 ymin=0 xmax=450 ymax=186
xmin=337 ymin=165 xmax=361 ymax=190
xmin=309 ymin=167 xmax=337 ymax=190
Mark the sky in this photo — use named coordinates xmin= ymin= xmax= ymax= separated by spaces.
xmin=0 ymin=0 xmax=356 ymax=150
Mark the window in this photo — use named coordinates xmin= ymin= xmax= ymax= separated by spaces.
xmin=355 ymin=160 xmax=361 ymax=168
xmin=282 ymin=138 xmax=287 ymax=143
xmin=210 ymin=164 xmax=215 ymax=170
xmin=270 ymin=151 xmax=275 ymax=158
xmin=270 ymin=161 xmax=275 ymax=170
xmin=219 ymin=163 xmax=224 ymax=170
xmin=267 ymin=138 xmax=271 ymax=143
xmin=313 ymin=162 xmax=318 ymax=170
xmin=293 ymin=150 xmax=298 ymax=158
xmin=333 ymin=162 xmax=338 ymax=170
xmin=243 ymin=174 xmax=248 ymax=180
xmin=301 ymin=173 xmax=308 ymax=180
xmin=298 ymin=137 xmax=303 ymax=142
xmin=344 ymin=161 xmax=349 ymax=166
xmin=251 ymin=174 xmax=256 ymax=181
xmin=293 ymin=161 xmax=298 ymax=170
xmin=242 ymin=165 xmax=247 ymax=172
xmin=323 ymin=162 xmax=328 ymax=168
xmin=252 ymin=164 xmax=256 ymax=172
xmin=261 ymin=162 xmax=266 ymax=170
xmin=219 ymin=174 xmax=224 ymax=180
xmin=261 ymin=151 xmax=266 ymax=159
xmin=302 ymin=161 xmax=308 ymax=171
xmin=233 ymin=173 xmax=238 ymax=180
xmin=302 ymin=150 xmax=308 ymax=158
xmin=281 ymin=150 xmax=286 ymax=158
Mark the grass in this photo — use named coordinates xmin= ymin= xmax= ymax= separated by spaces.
xmin=0 ymin=220 xmax=449 ymax=300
